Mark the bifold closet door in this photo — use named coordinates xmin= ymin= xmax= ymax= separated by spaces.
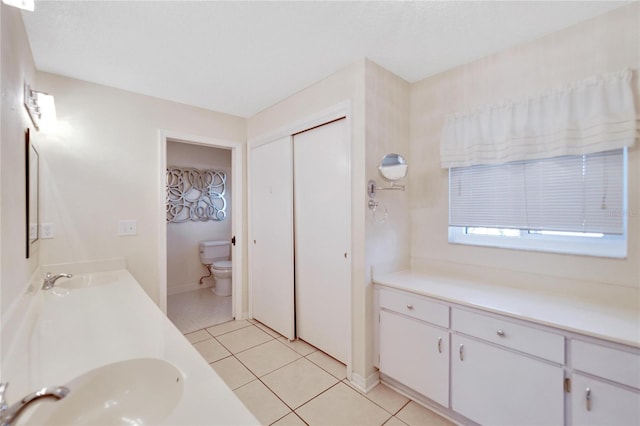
xmin=250 ymin=136 xmax=295 ymax=340
xmin=294 ymin=118 xmax=350 ymax=363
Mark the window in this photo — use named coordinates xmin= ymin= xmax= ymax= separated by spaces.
xmin=448 ymin=149 xmax=627 ymax=258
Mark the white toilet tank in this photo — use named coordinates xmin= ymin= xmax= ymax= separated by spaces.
xmin=199 ymin=240 xmax=231 ymax=264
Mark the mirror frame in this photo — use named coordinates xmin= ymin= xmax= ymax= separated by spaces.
xmin=378 ymin=153 xmax=408 ymax=182
xmin=25 ymin=128 xmax=39 ymax=258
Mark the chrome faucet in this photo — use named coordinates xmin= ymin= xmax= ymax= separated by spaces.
xmin=42 ymin=272 xmax=73 ymax=290
xmin=0 ymin=382 xmax=69 ymax=426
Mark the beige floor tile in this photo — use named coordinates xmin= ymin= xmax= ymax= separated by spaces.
xmin=363 ymin=383 xmax=411 ymax=415
xmin=296 ymin=382 xmax=391 ymax=426
xmin=210 ymin=356 xmax=256 ymax=390
xmin=272 ymin=411 xmax=307 ymax=426
xmin=216 ymin=325 xmax=273 ymax=354
xmin=384 ymin=416 xmax=408 ymax=426
xmin=261 ymin=358 xmax=339 ymax=409
xmin=236 ymin=340 xmax=301 ymax=377
xmin=306 ymin=350 xmax=347 ymax=380
xmin=234 ymin=380 xmax=291 ymax=425
xmin=396 ymin=401 xmax=454 ymax=426
xmin=277 ymin=337 xmax=317 ymax=356
xmin=184 ymin=329 xmax=211 ymax=344
xmin=254 ymin=321 xmax=284 ymax=338
xmin=205 ymin=319 xmax=252 ymax=337
xmin=192 ymin=338 xmax=231 ymax=363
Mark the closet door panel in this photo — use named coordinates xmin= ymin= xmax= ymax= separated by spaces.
xmin=294 ymin=118 xmax=350 ymax=363
xmin=249 ymin=137 xmax=295 ymax=339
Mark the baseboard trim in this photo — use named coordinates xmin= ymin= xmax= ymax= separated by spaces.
xmin=349 ymin=370 xmax=380 ymax=393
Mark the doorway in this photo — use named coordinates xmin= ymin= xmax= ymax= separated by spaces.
xmin=158 ymin=131 xmax=244 ymax=332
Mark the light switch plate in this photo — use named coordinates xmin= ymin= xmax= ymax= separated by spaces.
xmin=40 ymin=222 xmax=54 ymax=239
xmin=118 ymin=220 xmax=137 ymax=236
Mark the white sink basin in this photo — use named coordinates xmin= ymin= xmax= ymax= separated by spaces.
xmin=56 ymin=273 xmax=118 ymax=290
xmin=27 ymin=358 xmax=184 ymax=425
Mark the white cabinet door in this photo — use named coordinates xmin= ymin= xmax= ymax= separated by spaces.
xmin=249 ymin=137 xmax=295 ymax=339
xmin=571 ymin=373 xmax=640 ymax=426
xmin=380 ymin=310 xmax=449 ymax=406
xmin=451 ymin=334 xmax=564 ymax=425
xmin=293 ymin=118 xmax=350 ymax=363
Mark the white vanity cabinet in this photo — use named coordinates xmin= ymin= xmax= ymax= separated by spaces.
xmin=451 ymin=308 xmax=565 ymax=426
xmin=374 ymin=277 xmax=640 ymax=426
xmin=451 ymin=333 xmax=564 ymax=425
xmin=570 ymin=340 xmax=640 ymax=426
xmin=378 ymin=289 xmax=450 ymax=407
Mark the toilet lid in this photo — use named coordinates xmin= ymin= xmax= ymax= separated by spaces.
xmin=212 ymin=260 xmax=232 ymax=269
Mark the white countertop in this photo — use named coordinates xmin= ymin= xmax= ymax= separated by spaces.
xmin=374 ymin=270 xmax=640 ymax=349
xmin=17 ymin=269 xmax=259 ymax=425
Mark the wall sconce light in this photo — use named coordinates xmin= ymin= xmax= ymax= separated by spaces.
xmin=2 ymin=0 xmax=34 ymax=12
xmin=24 ymin=84 xmax=57 ymax=131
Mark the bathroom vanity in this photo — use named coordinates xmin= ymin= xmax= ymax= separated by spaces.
xmin=1 ymin=261 xmax=259 ymax=425
xmin=373 ymin=270 xmax=640 ymax=426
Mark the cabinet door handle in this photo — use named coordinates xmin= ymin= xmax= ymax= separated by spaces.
xmin=459 ymin=344 xmax=464 ymax=361
xmin=586 ymin=388 xmax=591 ymax=411
xmin=406 ymin=304 xmax=414 ymax=310
xmin=437 ymin=337 xmax=442 ymax=354
xmin=496 ymin=329 xmax=505 ymax=337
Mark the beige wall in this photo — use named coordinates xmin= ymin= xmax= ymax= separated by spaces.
xmin=35 ymin=72 xmax=246 ymax=304
xmin=247 ymin=59 xmax=371 ymax=381
xmin=410 ymin=4 xmax=640 ymax=301
xmin=166 ymin=142 xmax=232 ymax=294
xmin=364 ymin=60 xmax=411 ymax=377
xmin=247 ymin=59 xmax=411 ymax=383
xmin=0 ymin=4 xmax=39 ymax=316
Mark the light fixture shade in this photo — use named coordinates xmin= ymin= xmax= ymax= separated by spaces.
xmin=2 ymin=0 xmax=35 ymax=12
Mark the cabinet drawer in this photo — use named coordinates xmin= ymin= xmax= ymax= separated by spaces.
xmin=572 ymin=340 xmax=640 ymax=389
xmin=452 ymin=308 xmax=564 ymax=363
xmin=379 ymin=288 xmax=448 ymax=328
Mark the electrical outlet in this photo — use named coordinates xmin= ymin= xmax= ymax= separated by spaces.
xmin=118 ymin=220 xmax=137 ymax=236
xmin=40 ymin=222 xmax=54 ymax=239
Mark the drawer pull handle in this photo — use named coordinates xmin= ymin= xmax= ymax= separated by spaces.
xmin=586 ymin=388 xmax=591 ymax=411
xmin=437 ymin=337 xmax=442 ymax=354
xmin=406 ymin=304 xmax=414 ymax=310
xmin=496 ymin=329 xmax=505 ymax=337
xmin=459 ymin=344 xmax=464 ymax=361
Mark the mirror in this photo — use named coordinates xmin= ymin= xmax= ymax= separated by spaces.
xmin=25 ymin=128 xmax=39 ymax=258
xmin=379 ymin=153 xmax=408 ymax=181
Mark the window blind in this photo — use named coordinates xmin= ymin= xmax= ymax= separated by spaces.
xmin=449 ymin=149 xmax=625 ymax=235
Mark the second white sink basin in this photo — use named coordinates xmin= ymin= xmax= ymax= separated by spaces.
xmin=27 ymin=358 xmax=184 ymax=425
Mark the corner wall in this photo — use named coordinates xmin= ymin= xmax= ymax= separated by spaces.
xmin=409 ymin=4 xmax=640 ymax=300
xmin=35 ymin=72 xmax=246 ymax=304
xmin=0 ymin=4 xmax=38 ymax=317
xmin=247 ymin=59 xmax=370 ymax=382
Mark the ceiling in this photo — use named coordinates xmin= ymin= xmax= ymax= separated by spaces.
xmin=22 ymin=1 xmax=631 ymax=118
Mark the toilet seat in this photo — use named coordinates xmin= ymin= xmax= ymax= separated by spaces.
xmin=212 ymin=260 xmax=232 ymax=270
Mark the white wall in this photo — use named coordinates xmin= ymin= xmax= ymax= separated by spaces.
xmin=166 ymin=141 xmax=232 ymax=294
xmin=35 ymin=72 xmax=246 ymax=304
xmin=247 ymin=59 xmax=370 ymax=382
xmin=247 ymin=59 xmax=411 ymax=385
xmin=409 ymin=4 xmax=640 ymax=303
xmin=0 ymin=4 xmax=38 ymax=317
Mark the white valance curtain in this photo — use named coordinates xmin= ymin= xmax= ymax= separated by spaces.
xmin=440 ymin=69 xmax=638 ymax=168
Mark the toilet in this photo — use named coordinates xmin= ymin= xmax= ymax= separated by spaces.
xmin=199 ymin=240 xmax=232 ymax=296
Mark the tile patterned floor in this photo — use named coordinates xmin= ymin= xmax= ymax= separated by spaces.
xmin=184 ymin=319 xmax=455 ymax=426
xmin=168 ymin=287 xmax=232 ymax=333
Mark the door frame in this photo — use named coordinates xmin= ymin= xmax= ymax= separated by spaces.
xmin=247 ymin=100 xmax=352 ymax=372
xmin=157 ymin=130 xmax=244 ymax=320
